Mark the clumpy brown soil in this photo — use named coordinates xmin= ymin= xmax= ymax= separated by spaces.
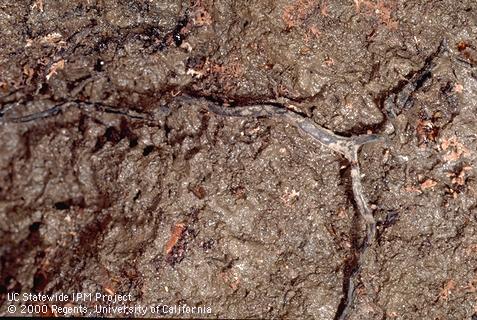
xmin=1 ymin=0 xmax=477 ymax=319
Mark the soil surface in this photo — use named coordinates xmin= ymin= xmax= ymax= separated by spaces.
xmin=1 ymin=0 xmax=477 ymax=319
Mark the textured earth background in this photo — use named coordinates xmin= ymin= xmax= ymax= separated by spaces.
xmin=1 ymin=0 xmax=477 ymax=319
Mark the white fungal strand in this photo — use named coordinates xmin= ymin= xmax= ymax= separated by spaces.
xmin=209 ymin=103 xmax=382 ymax=245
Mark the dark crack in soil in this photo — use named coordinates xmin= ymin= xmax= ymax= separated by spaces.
xmin=1 ymin=0 xmax=477 ymax=319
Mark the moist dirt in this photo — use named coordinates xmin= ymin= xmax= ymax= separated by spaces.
xmin=1 ymin=0 xmax=477 ymax=319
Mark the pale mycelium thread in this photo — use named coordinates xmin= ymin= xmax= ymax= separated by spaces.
xmin=207 ymin=102 xmax=382 ymax=244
